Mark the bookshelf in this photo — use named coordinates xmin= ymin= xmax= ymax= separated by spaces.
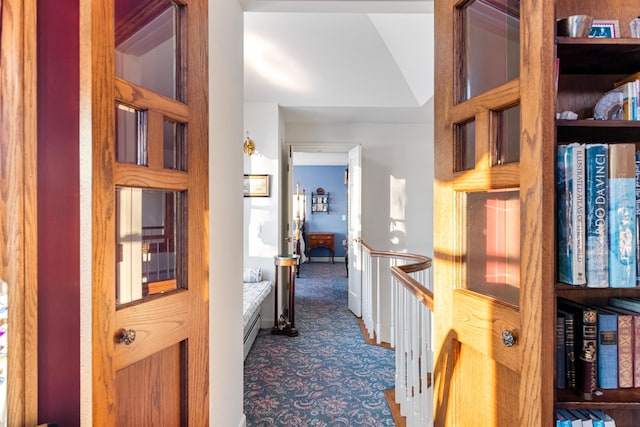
xmin=554 ymin=8 xmax=640 ymax=424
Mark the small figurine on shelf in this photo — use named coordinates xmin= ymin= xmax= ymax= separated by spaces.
xmin=630 ymin=16 xmax=640 ymax=38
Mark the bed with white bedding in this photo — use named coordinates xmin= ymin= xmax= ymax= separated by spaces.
xmin=243 ymin=279 xmax=273 ymax=360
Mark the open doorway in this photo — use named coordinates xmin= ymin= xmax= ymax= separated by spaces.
xmin=292 ymin=153 xmax=348 ymax=266
xmin=289 ymin=145 xmax=362 ymax=317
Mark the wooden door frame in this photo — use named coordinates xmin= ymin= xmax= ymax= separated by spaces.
xmin=0 ymin=0 xmax=39 ymax=424
xmin=517 ymin=0 xmax=557 ymax=425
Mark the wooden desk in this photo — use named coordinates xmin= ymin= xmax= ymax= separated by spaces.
xmin=307 ymin=232 xmax=335 ymax=263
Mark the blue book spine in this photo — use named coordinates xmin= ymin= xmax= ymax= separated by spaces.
xmin=630 ymin=81 xmax=638 ymax=120
xmin=597 ymin=309 xmax=619 ymax=389
xmin=608 ymin=143 xmax=637 ymax=287
xmin=573 ymin=409 xmax=596 ymax=427
xmin=636 ymin=150 xmax=640 ymax=285
xmin=557 ymin=143 xmax=586 ymax=285
xmin=584 ymin=409 xmax=605 ymax=427
xmin=558 ymin=409 xmax=582 ymax=427
xmin=556 ymin=411 xmax=571 ymax=427
xmin=586 ymin=144 xmax=609 ymax=287
xmin=557 ymin=145 xmax=571 ymax=284
xmin=588 ymin=409 xmax=615 ymax=427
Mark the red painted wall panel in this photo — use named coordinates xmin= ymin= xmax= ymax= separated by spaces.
xmin=37 ymin=1 xmax=81 ymax=425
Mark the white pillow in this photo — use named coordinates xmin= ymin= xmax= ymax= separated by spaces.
xmin=243 ymin=268 xmax=262 ymax=283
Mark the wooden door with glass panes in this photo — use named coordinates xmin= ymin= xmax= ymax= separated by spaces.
xmin=87 ymin=0 xmax=209 ymax=424
xmin=433 ymin=0 xmax=552 ymax=425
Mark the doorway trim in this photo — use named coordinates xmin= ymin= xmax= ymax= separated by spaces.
xmin=288 ymin=143 xmax=362 ymax=315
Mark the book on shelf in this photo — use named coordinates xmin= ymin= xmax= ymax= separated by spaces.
xmin=558 ymin=308 xmax=576 ymax=390
xmin=585 ymin=144 xmax=609 ymax=288
xmin=586 ymin=409 xmax=616 ymax=427
xmin=603 ymin=303 xmax=640 ymax=387
xmin=636 ymin=150 xmax=640 ymax=286
xmin=614 ymin=80 xmax=638 ymax=120
xmin=599 ymin=305 xmax=634 ymax=388
xmin=605 ymin=82 xmax=637 ymax=120
xmin=557 ymin=143 xmax=586 ymax=286
xmin=557 ymin=408 xmax=582 ymax=427
xmin=580 ymin=408 xmax=606 ymax=427
xmin=556 ymin=312 xmax=566 ymax=389
xmin=614 ymin=71 xmax=640 ymax=89
xmin=608 ymin=297 xmax=640 ymax=386
xmin=556 ymin=410 xmax=572 ymax=427
xmin=558 ymin=298 xmax=597 ymax=396
xmin=608 ymin=296 xmax=640 ymax=312
xmin=595 ymin=306 xmax=618 ymax=389
xmin=608 ymin=143 xmax=637 ymax=288
xmin=570 ymin=409 xmax=604 ymax=427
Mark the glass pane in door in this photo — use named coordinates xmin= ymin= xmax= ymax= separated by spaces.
xmin=116 ymin=188 xmax=183 ymax=306
xmin=115 ymin=0 xmax=181 ymax=100
xmin=116 ymin=103 xmax=147 ymax=165
xmin=494 ymin=104 xmax=520 ymax=166
xmin=455 ymin=120 xmax=476 ymax=172
xmin=163 ymin=119 xmax=186 ymax=171
xmin=460 ymin=0 xmax=520 ymax=101
xmin=462 ymin=188 xmax=520 ymax=306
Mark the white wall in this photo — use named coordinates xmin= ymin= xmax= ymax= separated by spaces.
xmin=209 ymin=1 xmax=245 ymax=426
xmin=286 ymin=120 xmax=434 ymax=257
xmin=243 ymin=102 xmax=284 ymax=325
xmin=286 ymin=119 xmax=434 ymax=342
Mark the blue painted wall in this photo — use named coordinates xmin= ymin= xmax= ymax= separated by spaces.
xmin=294 ymin=165 xmax=348 ymax=258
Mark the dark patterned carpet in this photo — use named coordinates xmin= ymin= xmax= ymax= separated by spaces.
xmin=244 ymin=261 xmax=396 ymax=426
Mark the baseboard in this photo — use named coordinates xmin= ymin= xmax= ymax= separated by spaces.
xmin=260 ymin=317 xmax=274 ymax=329
xmin=238 ymin=414 xmax=247 ymax=427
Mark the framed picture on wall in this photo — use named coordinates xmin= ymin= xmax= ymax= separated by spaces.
xmin=243 ymin=174 xmax=270 ymax=197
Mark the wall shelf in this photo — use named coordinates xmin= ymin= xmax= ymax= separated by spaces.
xmin=311 ymin=192 xmax=329 ymax=214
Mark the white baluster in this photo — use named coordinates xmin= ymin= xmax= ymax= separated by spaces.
xmin=390 ymin=270 xmax=396 ymax=349
xmin=402 ymin=285 xmax=411 ymax=416
xmin=375 ymin=257 xmax=382 ymax=344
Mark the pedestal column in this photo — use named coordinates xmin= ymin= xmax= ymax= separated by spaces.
xmin=271 ymin=254 xmax=299 ymax=337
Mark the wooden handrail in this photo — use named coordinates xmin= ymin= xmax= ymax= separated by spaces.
xmin=360 ymin=242 xmax=434 ymax=312
xmin=360 ymin=241 xmax=434 ymax=425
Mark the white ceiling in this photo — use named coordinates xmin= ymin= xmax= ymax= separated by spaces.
xmin=242 ymin=0 xmax=435 ymax=124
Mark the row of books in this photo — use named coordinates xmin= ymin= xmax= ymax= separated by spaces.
xmin=556 ymin=143 xmax=638 ymax=287
xmin=608 ymin=72 xmax=640 ymax=121
xmin=557 ymin=297 xmax=640 ymax=394
xmin=556 ymin=408 xmax=616 ymax=426
xmin=603 ymin=81 xmax=638 ymax=121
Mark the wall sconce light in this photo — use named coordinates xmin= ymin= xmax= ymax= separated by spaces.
xmin=243 ymin=132 xmax=255 ymax=156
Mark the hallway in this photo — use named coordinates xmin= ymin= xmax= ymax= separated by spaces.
xmin=243 ymin=262 xmax=395 ymax=426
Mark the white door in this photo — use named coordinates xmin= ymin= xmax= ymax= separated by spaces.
xmin=347 ymin=145 xmax=362 ymax=316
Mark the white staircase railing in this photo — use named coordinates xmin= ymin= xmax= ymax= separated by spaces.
xmin=360 ymin=242 xmax=434 ymax=427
